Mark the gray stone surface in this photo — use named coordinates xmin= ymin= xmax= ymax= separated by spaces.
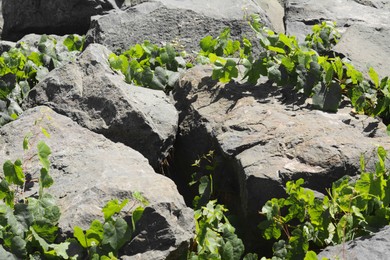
xmin=333 ymin=24 xmax=390 ymax=78
xmin=24 ymin=43 xmax=178 ymax=170
xmin=0 ymin=106 xmax=194 ymax=259
xmin=284 ymin=0 xmax=390 ymax=41
xmin=318 ymin=225 xmax=390 ymax=260
xmin=284 ymin=0 xmax=390 ymax=78
xmin=173 ymin=64 xmax=390 ymax=250
xmin=2 ymin=0 xmax=124 ymax=41
xmin=86 ymin=0 xmax=271 ymax=54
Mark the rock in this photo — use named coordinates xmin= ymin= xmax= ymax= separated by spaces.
xmin=284 ymin=0 xmax=390 ymax=78
xmin=0 ymin=106 xmax=194 ymax=259
xmin=318 ymin=225 xmax=390 ymax=260
xmin=333 ymin=24 xmax=390 ymax=78
xmin=254 ymin=0 xmax=285 ymax=33
xmin=24 ymin=43 xmax=178 ymax=171
xmin=2 ymin=0 xmax=125 ymax=41
xmin=172 ymin=64 xmax=390 ymax=251
xmin=86 ymin=0 xmax=271 ymax=54
xmin=284 ymin=0 xmax=390 ymax=41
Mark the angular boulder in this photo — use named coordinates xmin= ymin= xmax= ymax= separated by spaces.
xmin=0 ymin=106 xmax=194 ymax=259
xmin=24 ymin=43 xmax=178 ymax=170
xmin=2 ymin=0 xmax=124 ymax=41
xmin=86 ymin=0 xmax=272 ymax=53
xmin=284 ymin=0 xmax=390 ymax=78
xmin=172 ymin=65 xmax=390 ymax=251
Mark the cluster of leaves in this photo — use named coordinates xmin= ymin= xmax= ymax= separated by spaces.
xmin=74 ymin=194 xmax=149 ymax=259
xmin=259 ymin=147 xmax=390 ymax=259
xmin=109 ymin=41 xmax=192 ymax=92
xmin=0 ymin=34 xmax=84 ymax=126
xmin=188 ymin=151 xmax=250 ymax=260
xmin=199 ymin=15 xmax=390 ymax=126
xmin=0 ymin=124 xmax=148 ymax=259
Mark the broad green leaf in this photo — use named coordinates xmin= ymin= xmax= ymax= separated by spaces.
xmin=281 ymin=56 xmax=295 ymax=72
xmin=10 ymin=236 xmax=26 ymax=259
xmin=131 ymin=206 xmax=144 ymax=231
xmin=102 ymin=199 xmax=129 ymax=221
xmin=85 ymin=219 xmax=104 ymax=246
xmin=37 ymin=141 xmax=51 ymax=171
xmin=102 ymin=218 xmax=131 ymax=252
xmin=0 ymin=180 xmax=13 ymax=206
xmin=304 ymin=250 xmax=319 ymax=260
xmin=267 ymin=46 xmax=286 ymax=54
xmin=369 ymin=67 xmax=379 ymax=88
xmin=32 ymin=223 xmax=58 ymax=243
xmin=3 ymin=159 xmax=25 ymax=186
xmin=49 ymin=242 xmax=71 ymax=259
xmin=40 ymin=168 xmax=54 ymax=189
xmin=312 ymin=82 xmax=341 ymax=112
xmin=74 ymin=226 xmax=88 ymax=248
xmin=27 ymin=194 xmax=61 ymax=225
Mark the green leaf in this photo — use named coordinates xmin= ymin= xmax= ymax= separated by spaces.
xmin=304 ymin=250 xmax=319 ymax=260
xmin=312 ymin=82 xmax=341 ymax=112
xmin=40 ymin=168 xmax=54 ymax=190
xmin=131 ymin=206 xmax=144 ymax=231
xmin=74 ymin=226 xmax=88 ymax=248
xmin=369 ymin=67 xmax=379 ymax=88
xmin=102 ymin=217 xmax=131 ymax=252
xmin=10 ymin=236 xmax=26 ymax=258
xmin=3 ymin=159 xmax=25 ymax=186
xmin=37 ymin=141 xmax=51 ymax=171
xmin=102 ymin=199 xmax=129 ymax=221
xmin=267 ymin=46 xmax=286 ymax=54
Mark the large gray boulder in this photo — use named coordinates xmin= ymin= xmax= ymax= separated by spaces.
xmin=86 ymin=0 xmax=271 ymax=54
xmin=24 ymin=43 xmax=178 ymax=170
xmin=318 ymin=225 xmax=390 ymax=260
xmin=172 ymin=65 xmax=390 ymax=251
xmin=0 ymin=106 xmax=194 ymax=259
xmin=284 ymin=0 xmax=390 ymax=78
xmin=2 ymin=0 xmax=124 ymax=41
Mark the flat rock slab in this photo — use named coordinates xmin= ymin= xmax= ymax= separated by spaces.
xmin=0 ymin=106 xmax=194 ymax=259
xmin=333 ymin=24 xmax=390 ymax=78
xmin=173 ymin=65 xmax=390 ymax=249
xmin=86 ymin=1 xmax=271 ymax=54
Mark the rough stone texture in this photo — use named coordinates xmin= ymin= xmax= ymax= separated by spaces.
xmin=255 ymin=0 xmax=285 ymax=33
xmin=0 ymin=106 xmax=194 ymax=258
xmin=333 ymin=24 xmax=390 ymax=78
xmin=86 ymin=1 xmax=271 ymax=54
xmin=172 ymin=65 xmax=390 ymax=251
xmin=318 ymin=225 xmax=390 ymax=260
xmin=284 ymin=0 xmax=390 ymax=41
xmin=24 ymin=43 xmax=178 ymax=170
xmin=2 ymin=0 xmax=125 ymax=41
xmin=284 ymin=0 xmax=390 ymax=78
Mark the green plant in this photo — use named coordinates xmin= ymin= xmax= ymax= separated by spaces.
xmin=197 ymin=16 xmax=390 ymax=127
xmin=188 ymin=151 xmax=247 ymax=260
xmin=0 ymin=123 xmax=148 ymax=259
xmin=109 ymin=41 xmax=191 ymax=92
xmin=0 ymin=126 xmax=65 ymax=258
xmin=258 ymin=146 xmax=390 ymax=259
xmin=0 ymin=35 xmax=83 ymax=126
